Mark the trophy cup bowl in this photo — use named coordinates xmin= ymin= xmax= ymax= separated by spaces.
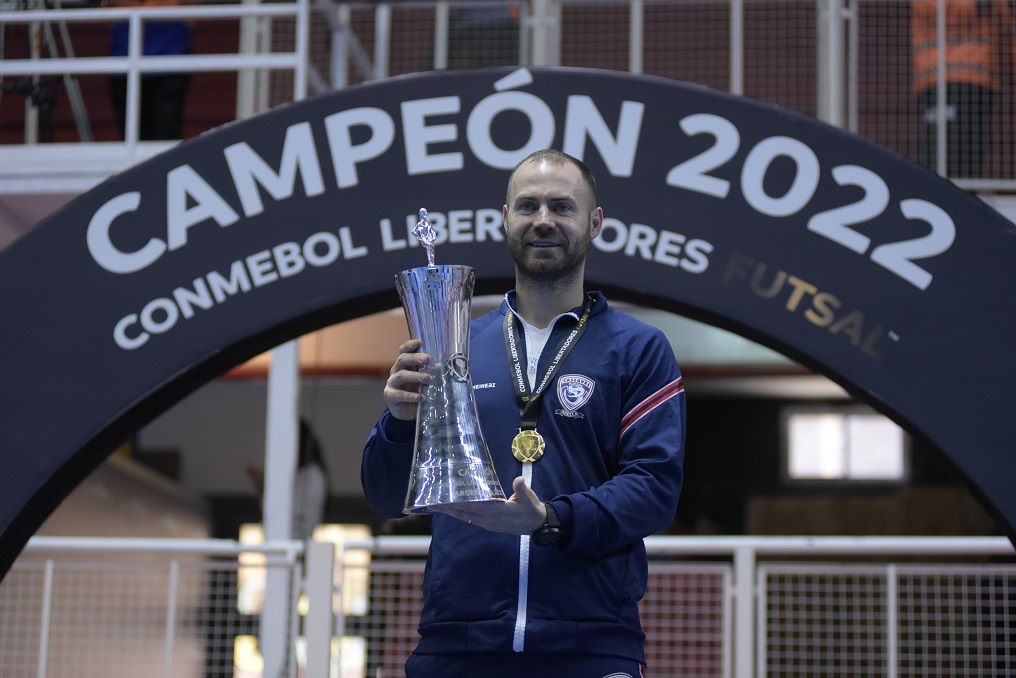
xmin=395 ymin=264 xmax=506 ymax=514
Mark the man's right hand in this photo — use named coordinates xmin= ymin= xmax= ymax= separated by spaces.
xmin=384 ymin=339 xmax=432 ymax=421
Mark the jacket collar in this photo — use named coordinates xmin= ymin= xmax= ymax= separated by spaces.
xmin=499 ymin=290 xmax=608 ymax=323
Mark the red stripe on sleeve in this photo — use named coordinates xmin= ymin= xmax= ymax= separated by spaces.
xmin=620 ymin=377 xmax=684 ymax=438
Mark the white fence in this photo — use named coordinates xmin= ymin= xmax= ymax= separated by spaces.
xmin=328 ymin=0 xmax=1016 ymax=189
xmin=2 ymin=535 xmax=1012 ymax=677
xmin=759 ymin=562 xmax=1016 ymax=676
xmin=0 ymin=538 xmax=311 ymax=678
xmin=1 ymin=0 xmax=1013 ymax=188
xmin=0 ymin=1 xmax=309 ymax=148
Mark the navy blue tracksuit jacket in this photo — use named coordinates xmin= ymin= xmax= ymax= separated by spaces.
xmin=362 ymin=291 xmax=686 ymax=664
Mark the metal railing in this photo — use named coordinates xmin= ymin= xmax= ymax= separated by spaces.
xmin=0 ymin=537 xmax=312 ymax=678
xmin=295 ymin=0 xmax=1016 ymax=188
xmin=1 ymin=0 xmax=1013 ymax=188
xmin=1 ymin=535 xmax=1013 ymax=677
xmin=0 ymin=0 xmax=309 ymax=148
xmin=337 ymin=535 xmax=1014 ymax=678
xmin=759 ymin=561 xmax=1016 ymax=676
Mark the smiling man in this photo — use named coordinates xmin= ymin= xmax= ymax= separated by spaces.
xmin=361 ymin=149 xmax=687 ymax=678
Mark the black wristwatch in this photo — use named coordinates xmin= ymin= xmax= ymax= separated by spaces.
xmin=532 ymin=501 xmax=563 ymax=547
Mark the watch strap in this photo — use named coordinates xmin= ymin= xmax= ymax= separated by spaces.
xmin=532 ymin=501 xmax=563 ymax=547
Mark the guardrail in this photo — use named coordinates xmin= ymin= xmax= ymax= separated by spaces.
xmin=336 ymin=535 xmax=1014 ymax=678
xmin=329 ymin=0 xmax=1016 ymax=190
xmin=2 ymin=535 xmax=1012 ymax=677
xmin=0 ymin=0 xmax=309 ymax=148
xmin=2 ymin=0 xmax=1013 ymax=189
xmin=2 ymin=537 xmax=318 ymax=678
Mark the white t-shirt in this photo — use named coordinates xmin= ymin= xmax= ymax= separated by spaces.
xmin=512 ymin=309 xmax=580 ymax=390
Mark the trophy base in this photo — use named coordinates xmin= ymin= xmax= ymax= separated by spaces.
xmin=402 ymin=461 xmax=506 ymax=514
xmin=404 ymin=498 xmax=504 ymax=515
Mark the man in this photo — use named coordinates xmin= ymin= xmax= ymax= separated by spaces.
xmin=361 ymin=149 xmax=686 ymax=677
xmin=106 ymin=0 xmax=192 ymax=141
xmin=911 ymin=0 xmax=1015 ymax=177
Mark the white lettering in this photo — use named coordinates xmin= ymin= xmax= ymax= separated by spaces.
xmin=740 ymin=136 xmax=820 ymax=217
xmin=112 ymin=227 xmax=372 ymax=350
xmin=386 ymin=210 xmax=502 ymax=249
xmin=304 ymin=232 xmax=340 ymax=267
xmin=467 ymin=91 xmax=554 ymax=169
xmin=246 ymin=249 xmax=278 ymax=287
xmin=273 ymin=242 xmax=306 ymax=277
xmin=339 ymin=226 xmax=369 ymax=259
xmin=448 ymin=210 xmax=473 ymax=243
xmin=402 ymin=96 xmax=463 ymax=175
xmin=173 ymin=278 xmax=214 ymax=319
xmin=207 ymin=261 xmax=253 ymax=303
xmin=592 ymin=217 xmax=627 ymax=253
xmin=653 ymin=230 xmax=686 ymax=266
xmin=225 ymin=121 xmax=325 ymax=217
xmin=682 ymin=238 xmax=713 ymax=273
xmin=87 ymin=192 xmax=165 ymax=274
xmin=113 ymin=314 xmax=148 ymax=350
xmin=166 ymin=165 xmax=240 ymax=251
xmin=625 ymin=223 xmax=657 ymax=259
xmin=140 ymin=297 xmax=178 ymax=335
xmin=475 ymin=208 xmax=504 ymax=242
xmin=324 ymin=107 xmax=396 ymax=189
xmin=562 ymin=96 xmax=643 ymax=177
xmin=591 ymin=218 xmax=712 ymax=272
xmin=380 ymin=218 xmax=408 ymax=251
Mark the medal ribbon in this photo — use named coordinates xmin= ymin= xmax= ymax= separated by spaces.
xmin=502 ymin=294 xmax=594 ymax=431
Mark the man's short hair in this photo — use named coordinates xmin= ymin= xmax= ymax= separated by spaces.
xmin=506 ymin=149 xmax=599 ymax=208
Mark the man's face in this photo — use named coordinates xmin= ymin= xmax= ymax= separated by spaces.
xmin=502 ymin=159 xmax=603 ymax=284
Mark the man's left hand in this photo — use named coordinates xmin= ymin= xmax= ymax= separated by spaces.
xmin=431 ymin=476 xmax=546 ymax=535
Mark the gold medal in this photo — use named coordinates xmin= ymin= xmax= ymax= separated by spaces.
xmin=511 ymin=428 xmax=545 ymax=463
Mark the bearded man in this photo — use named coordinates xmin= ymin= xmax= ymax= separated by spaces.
xmin=362 ymin=149 xmax=686 ymax=678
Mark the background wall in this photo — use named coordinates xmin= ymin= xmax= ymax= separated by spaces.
xmin=128 ymin=374 xmax=998 ymax=541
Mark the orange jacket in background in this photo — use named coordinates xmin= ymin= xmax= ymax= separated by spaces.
xmin=911 ymin=0 xmax=1015 ymax=94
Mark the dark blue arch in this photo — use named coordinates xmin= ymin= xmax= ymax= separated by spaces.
xmin=1 ymin=67 xmax=1014 ymax=576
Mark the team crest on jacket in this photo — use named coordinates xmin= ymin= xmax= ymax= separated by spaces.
xmin=556 ymin=374 xmax=595 ymax=418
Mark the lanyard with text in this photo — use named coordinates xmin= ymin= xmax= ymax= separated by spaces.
xmin=502 ymin=294 xmax=594 ymax=463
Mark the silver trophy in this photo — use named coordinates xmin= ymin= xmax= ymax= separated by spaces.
xmin=394 ymin=209 xmax=506 ymax=514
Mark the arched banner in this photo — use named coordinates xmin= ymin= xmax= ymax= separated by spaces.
xmin=1 ymin=67 xmax=1014 ymax=576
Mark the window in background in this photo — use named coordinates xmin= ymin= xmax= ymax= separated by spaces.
xmin=783 ymin=407 xmax=906 ymax=482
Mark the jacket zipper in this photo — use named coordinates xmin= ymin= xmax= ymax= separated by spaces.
xmin=512 ymin=461 xmax=534 ymax=651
